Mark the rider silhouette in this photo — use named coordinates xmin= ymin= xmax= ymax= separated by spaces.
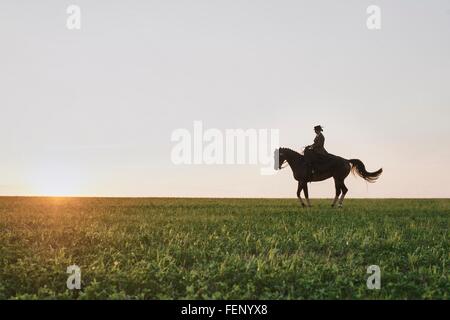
xmin=305 ymin=125 xmax=328 ymax=180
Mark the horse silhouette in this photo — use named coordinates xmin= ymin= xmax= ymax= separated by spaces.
xmin=274 ymin=147 xmax=382 ymax=208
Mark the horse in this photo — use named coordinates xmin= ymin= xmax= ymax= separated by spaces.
xmin=274 ymin=147 xmax=382 ymax=208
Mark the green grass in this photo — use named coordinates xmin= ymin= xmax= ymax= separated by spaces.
xmin=0 ymin=197 xmax=448 ymax=299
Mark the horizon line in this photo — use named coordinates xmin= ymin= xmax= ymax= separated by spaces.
xmin=0 ymin=195 xmax=448 ymax=200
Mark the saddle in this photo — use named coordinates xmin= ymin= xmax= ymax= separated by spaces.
xmin=304 ymin=147 xmax=337 ymax=174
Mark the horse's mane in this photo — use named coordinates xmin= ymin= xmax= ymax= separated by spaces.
xmin=279 ymin=147 xmax=304 ymax=158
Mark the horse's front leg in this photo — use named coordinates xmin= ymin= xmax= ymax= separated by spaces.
xmin=297 ymin=182 xmax=306 ymax=208
xmin=302 ymin=182 xmax=312 ymax=207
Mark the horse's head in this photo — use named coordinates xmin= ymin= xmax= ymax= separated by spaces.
xmin=274 ymin=148 xmax=287 ymax=170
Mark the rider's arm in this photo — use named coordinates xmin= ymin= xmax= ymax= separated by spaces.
xmin=313 ymin=134 xmax=324 ymax=148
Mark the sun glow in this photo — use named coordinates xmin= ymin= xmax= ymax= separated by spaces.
xmin=25 ymin=163 xmax=87 ymax=196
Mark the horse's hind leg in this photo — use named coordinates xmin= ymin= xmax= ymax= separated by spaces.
xmin=297 ymin=182 xmax=306 ymax=208
xmin=332 ymin=179 xmax=341 ymax=208
xmin=338 ymin=182 xmax=348 ymax=208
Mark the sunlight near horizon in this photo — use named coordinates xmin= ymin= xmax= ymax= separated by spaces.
xmin=25 ymin=163 xmax=86 ymax=197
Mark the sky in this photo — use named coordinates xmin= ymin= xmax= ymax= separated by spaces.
xmin=0 ymin=0 xmax=449 ymax=198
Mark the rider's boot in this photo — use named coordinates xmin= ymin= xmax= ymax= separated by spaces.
xmin=305 ymin=163 xmax=314 ymax=182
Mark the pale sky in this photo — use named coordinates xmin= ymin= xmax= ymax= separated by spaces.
xmin=0 ymin=0 xmax=449 ymax=198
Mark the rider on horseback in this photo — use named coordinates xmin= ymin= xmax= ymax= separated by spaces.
xmin=304 ymin=125 xmax=328 ymax=180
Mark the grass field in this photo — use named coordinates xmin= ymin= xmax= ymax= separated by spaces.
xmin=0 ymin=197 xmax=448 ymax=300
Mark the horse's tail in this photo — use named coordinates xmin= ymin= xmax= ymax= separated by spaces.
xmin=349 ymin=159 xmax=383 ymax=183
